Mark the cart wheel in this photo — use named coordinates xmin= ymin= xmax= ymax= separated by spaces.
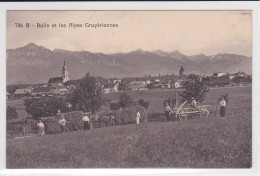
xmin=202 ymin=109 xmax=209 ymax=118
xmin=181 ymin=114 xmax=188 ymax=121
xmin=177 ymin=114 xmax=181 ymax=121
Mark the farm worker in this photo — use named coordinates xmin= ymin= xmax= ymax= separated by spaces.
xmin=67 ymin=102 xmax=72 ymax=112
xmin=164 ymin=102 xmax=173 ymax=121
xmin=219 ymin=96 xmax=227 ymax=117
xmin=58 ymin=115 xmax=67 ymax=133
xmin=110 ymin=114 xmax=115 ymax=126
xmin=191 ymin=97 xmax=197 ymax=108
xmin=136 ymin=112 xmax=140 ymax=124
xmin=37 ymin=120 xmax=45 ymax=136
xmin=82 ymin=112 xmax=90 ymax=130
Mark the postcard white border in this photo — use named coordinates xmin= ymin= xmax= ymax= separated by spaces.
xmin=0 ymin=1 xmax=259 ymax=176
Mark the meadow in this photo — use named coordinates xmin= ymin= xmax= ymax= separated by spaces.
xmin=6 ymin=86 xmax=252 ymax=168
xmin=105 ymin=86 xmax=252 ymax=119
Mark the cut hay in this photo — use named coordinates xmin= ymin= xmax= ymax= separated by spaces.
xmin=27 ymin=111 xmax=84 ymax=134
xmin=112 ymin=105 xmax=147 ymax=125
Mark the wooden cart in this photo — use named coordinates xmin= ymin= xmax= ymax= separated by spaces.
xmin=172 ymin=101 xmax=210 ymax=120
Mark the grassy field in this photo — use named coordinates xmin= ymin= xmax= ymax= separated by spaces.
xmin=6 ymin=87 xmax=252 ymax=168
xmin=105 ymin=86 xmax=252 ymax=118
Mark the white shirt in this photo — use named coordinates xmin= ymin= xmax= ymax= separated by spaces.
xmin=37 ymin=122 xmax=44 ymax=128
xmin=83 ymin=115 xmax=89 ymax=122
xmin=136 ymin=112 xmax=140 ymax=124
xmin=59 ymin=118 xmax=66 ymax=125
xmin=219 ymin=100 xmax=226 ymax=106
xmin=191 ymin=100 xmax=197 ymax=107
xmin=165 ymin=105 xmax=172 ymax=112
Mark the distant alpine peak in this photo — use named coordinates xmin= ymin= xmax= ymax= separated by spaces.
xmin=24 ymin=43 xmax=41 ymax=49
xmin=27 ymin=43 xmax=38 ymax=47
xmin=171 ymin=50 xmax=181 ymax=54
xmin=130 ymin=49 xmax=147 ymax=54
xmin=18 ymin=43 xmax=49 ymax=51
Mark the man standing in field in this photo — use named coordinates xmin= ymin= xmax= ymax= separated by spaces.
xmin=164 ymin=102 xmax=173 ymax=121
xmin=82 ymin=112 xmax=90 ymax=130
xmin=110 ymin=114 xmax=115 ymax=126
xmin=57 ymin=112 xmax=66 ymax=133
xmin=67 ymin=102 xmax=72 ymax=112
xmin=219 ymin=96 xmax=227 ymax=117
xmin=191 ymin=97 xmax=197 ymax=108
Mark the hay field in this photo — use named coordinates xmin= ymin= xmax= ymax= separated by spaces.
xmin=6 ymin=87 xmax=252 ymax=168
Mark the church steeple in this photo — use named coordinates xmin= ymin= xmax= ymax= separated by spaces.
xmin=179 ymin=66 xmax=185 ymax=79
xmin=62 ymin=60 xmax=69 ymax=83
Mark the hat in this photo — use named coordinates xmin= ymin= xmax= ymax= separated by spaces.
xmin=191 ymin=97 xmax=195 ymax=100
xmin=84 ymin=112 xmax=90 ymax=115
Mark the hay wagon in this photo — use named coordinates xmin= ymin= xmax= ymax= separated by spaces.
xmin=172 ymin=101 xmax=210 ymax=121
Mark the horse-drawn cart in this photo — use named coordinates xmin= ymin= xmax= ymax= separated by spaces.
xmin=171 ymin=101 xmax=210 ymax=120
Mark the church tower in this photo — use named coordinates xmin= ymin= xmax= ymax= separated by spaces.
xmin=179 ymin=66 xmax=185 ymax=79
xmin=62 ymin=60 xmax=70 ymax=83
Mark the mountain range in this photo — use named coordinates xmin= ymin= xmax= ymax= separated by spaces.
xmin=6 ymin=43 xmax=252 ymax=85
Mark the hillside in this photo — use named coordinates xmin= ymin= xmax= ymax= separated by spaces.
xmin=7 ymin=43 xmax=252 ymax=85
xmin=7 ymin=115 xmax=251 ymax=168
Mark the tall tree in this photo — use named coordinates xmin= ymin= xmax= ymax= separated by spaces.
xmin=179 ymin=74 xmax=210 ymax=104
xmin=119 ymin=92 xmax=133 ymax=109
xmin=70 ymin=73 xmax=104 ymax=113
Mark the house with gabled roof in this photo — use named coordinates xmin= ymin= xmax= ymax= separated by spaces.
xmin=103 ymin=83 xmax=119 ymax=94
xmin=6 ymin=92 xmax=11 ymax=99
xmin=129 ymin=81 xmax=148 ymax=91
xmin=31 ymin=87 xmax=52 ymax=97
xmin=213 ymin=72 xmax=226 ymax=77
xmin=31 ymin=86 xmax=61 ymax=97
xmin=209 ymin=75 xmax=231 ymax=87
xmin=14 ymin=88 xmax=31 ymax=98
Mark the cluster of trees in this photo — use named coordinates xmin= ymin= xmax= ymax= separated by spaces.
xmin=7 ymin=106 xmax=18 ymax=120
xmin=109 ymin=92 xmax=149 ymax=111
xmin=232 ymin=75 xmax=252 ymax=84
xmin=24 ymin=96 xmax=68 ymax=119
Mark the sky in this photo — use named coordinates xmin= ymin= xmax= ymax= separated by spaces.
xmin=6 ymin=11 xmax=252 ymax=57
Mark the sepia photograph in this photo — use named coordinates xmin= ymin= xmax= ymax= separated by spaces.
xmin=5 ymin=10 xmax=252 ymax=169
